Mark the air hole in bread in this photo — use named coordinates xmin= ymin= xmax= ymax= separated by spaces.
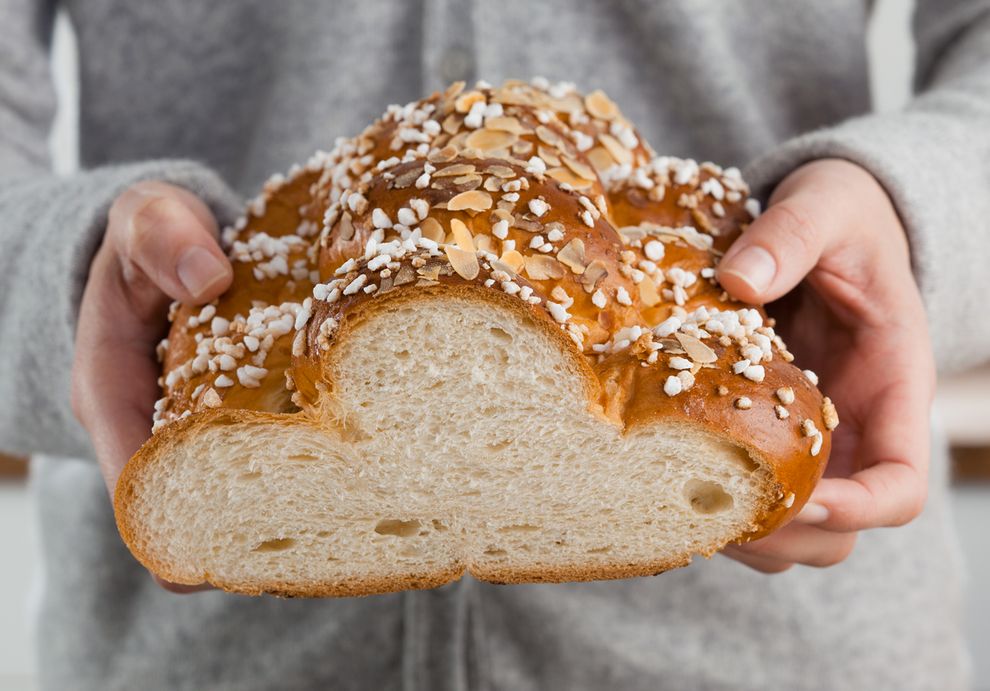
xmin=431 ymin=520 xmax=449 ymax=532
xmin=486 ymin=439 xmax=512 ymax=452
xmin=684 ymin=480 xmax=733 ymax=515
xmin=374 ymin=519 xmax=421 ymax=537
xmin=484 ymin=547 xmax=507 ymax=556
xmin=287 ymin=453 xmax=319 ymax=462
xmin=487 ymin=326 xmax=513 ymax=344
xmin=252 ymin=538 xmax=297 ymax=552
xmin=587 ymin=546 xmax=612 ymax=554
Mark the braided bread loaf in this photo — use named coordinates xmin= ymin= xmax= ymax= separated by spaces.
xmin=115 ymin=79 xmax=837 ymax=596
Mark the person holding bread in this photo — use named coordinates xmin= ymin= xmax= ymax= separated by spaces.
xmin=1 ymin=1 xmax=986 ymax=689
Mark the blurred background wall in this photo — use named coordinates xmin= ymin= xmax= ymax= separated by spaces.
xmin=1 ymin=1 xmax=988 ymax=689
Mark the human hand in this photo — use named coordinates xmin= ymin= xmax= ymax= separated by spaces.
xmin=716 ymin=159 xmax=934 ymax=573
xmin=71 ymin=180 xmax=233 ymax=591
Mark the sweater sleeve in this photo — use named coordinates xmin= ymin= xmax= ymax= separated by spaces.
xmin=743 ymin=0 xmax=990 ymax=374
xmin=0 ymin=1 xmax=242 ymax=458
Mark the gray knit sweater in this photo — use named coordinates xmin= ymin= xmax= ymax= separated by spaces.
xmin=2 ymin=1 xmax=988 ymax=689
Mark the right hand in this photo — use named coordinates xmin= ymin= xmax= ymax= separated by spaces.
xmin=71 ymin=180 xmax=233 ymax=592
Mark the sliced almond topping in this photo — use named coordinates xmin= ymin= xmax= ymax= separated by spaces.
xmin=442 ymin=113 xmax=462 ymax=135
xmin=450 ymin=218 xmax=475 ymax=251
xmin=455 ymin=90 xmax=485 ymax=113
xmin=465 ymin=128 xmax=518 ymax=152
xmin=547 ymin=166 xmax=594 ymax=189
xmin=563 ymin=156 xmax=597 ymax=182
xmin=444 ymin=244 xmax=480 ymax=280
xmin=638 ymin=277 xmax=661 ymax=307
xmin=412 ymin=217 xmax=442 ymax=243
xmin=428 ymin=145 xmax=458 ymax=163
xmin=491 ymin=208 xmax=515 ymax=224
xmin=474 ymin=233 xmax=495 ymax=253
xmin=435 ymin=163 xmax=477 ymax=177
xmin=337 ymin=212 xmax=355 ymax=242
xmin=487 ymin=164 xmax=517 ymax=179
xmin=448 ymin=190 xmax=493 ymax=212
xmin=538 ymin=145 xmax=561 ymax=167
xmin=535 ymin=125 xmax=561 ymax=146
xmin=675 ymin=332 xmax=717 ymax=364
xmin=580 ymin=260 xmax=608 ymax=292
xmin=201 ymin=388 xmax=222 ymax=408
xmin=484 ymin=116 xmax=524 ymax=134
xmin=584 ymin=89 xmax=619 ymax=120
xmin=524 ymin=255 xmax=566 ymax=281
xmin=498 ymin=249 xmax=525 ymax=272
xmin=586 ymin=146 xmax=617 ymax=172
xmin=393 ymin=263 xmax=416 ymax=286
xmin=598 ymin=133 xmax=633 ymax=166
xmin=556 ymin=238 xmax=587 ymax=274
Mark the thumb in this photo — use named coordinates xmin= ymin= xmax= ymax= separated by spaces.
xmin=109 ymin=181 xmax=233 ymax=307
xmin=716 ymin=192 xmax=832 ymax=304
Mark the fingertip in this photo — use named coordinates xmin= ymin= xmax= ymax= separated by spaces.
xmin=176 ymin=245 xmax=233 ymax=303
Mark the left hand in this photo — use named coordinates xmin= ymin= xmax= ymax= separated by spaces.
xmin=715 ymin=159 xmax=935 ymax=572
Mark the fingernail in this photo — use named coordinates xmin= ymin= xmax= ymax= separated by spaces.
xmin=794 ymin=502 xmax=829 ymax=525
xmin=720 ymin=246 xmax=776 ymax=294
xmin=176 ymin=246 xmax=229 ymax=300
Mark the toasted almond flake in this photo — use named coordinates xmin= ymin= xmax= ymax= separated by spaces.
xmin=444 ymin=244 xmax=480 ymax=280
xmin=499 ymin=249 xmax=525 ymax=272
xmin=547 ymin=166 xmax=594 ymax=189
xmin=580 ymin=260 xmax=608 ymax=292
xmin=337 ymin=212 xmax=355 ymax=241
xmin=537 ymin=145 xmax=561 ymax=167
xmin=448 ymin=190 xmax=493 ymax=212
xmin=465 ymin=128 xmax=518 ymax=152
xmin=557 ymin=238 xmax=587 ymax=274
xmin=455 ymin=90 xmax=485 ymax=113
xmin=563 ymin=155 xmax=596 ymax=181
xmin=475 ymin=233 xmax=495 ymax=253
xmin=442 ymin=113 xmax=462 ymax=135
xmin=586 ymin=146 xmax=617 ymax=171
xmin=535 ymin=125 xmax=560 ymax=146
xmin=435 ymin=163 xmax=477 ymax=177
xmin=487 ymin=164 xmax=517 ymax=178
xmin=598 ymin=133 xmax=633 ymax=166
xmin=675 ymin=332 xmax=717 ymax=363
xmin=450 ymin=218 xmax=474 ymax=251
xmin=201 ymin=388 xmax=222 ymax=408
xmin=584 ymin=89 xmax=619 ymax=120
xmin=524 ymin=255 xmax=566 ymax=281
xmin=484 ymin=116 xmax=525 ymax=133
xmin=635 ymin=278 xmax=660 ymax=306
xmin=419 ymin=217 xmax=445 ymax=242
